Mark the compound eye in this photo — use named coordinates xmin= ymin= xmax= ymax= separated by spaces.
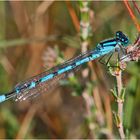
xmin=116 ymin=31 xmax=122 ymax=36
xmin=116 ymin=33 xmax=119 ymax=36
xmin=116 ymin=31 xmax=123 ymax=41
xmin=121 ymin=38 xmax=124 ymax=42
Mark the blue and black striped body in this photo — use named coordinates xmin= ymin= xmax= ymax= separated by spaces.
xmin=97 ymin=31 xmax=129 ymax=51
xmin=0 ymin=31 xmax=130 ymax=103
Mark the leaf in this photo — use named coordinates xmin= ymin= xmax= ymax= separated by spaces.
xmin=113 ymin=111 xmax=121 ymax=128
xmin=110 ymin=87 xmax=118 ymax=100
xmin=120 ymin=88 xmax=126 ymax=101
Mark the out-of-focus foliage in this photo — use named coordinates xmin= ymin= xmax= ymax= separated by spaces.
xmin=0 ymin=1 xmax=139 ymax=139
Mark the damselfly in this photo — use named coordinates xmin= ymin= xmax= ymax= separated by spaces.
xmin=0 ymin=31 xmax=130 ymax=103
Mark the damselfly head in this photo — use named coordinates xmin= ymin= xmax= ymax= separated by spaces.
xmin=116 ymin=31 xmax=129 ymax=46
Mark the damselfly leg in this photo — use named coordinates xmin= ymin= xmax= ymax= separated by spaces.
xmin=98 ymin=47 xmax=125 ymax=70
xmin=98 ymin=53 xmax=113 ymax=66
xmin=107 ymin=49 xmax=125 ymax=70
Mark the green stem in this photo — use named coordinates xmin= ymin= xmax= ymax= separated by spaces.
xmin=79 ymin=1 xmax=95 ymax=138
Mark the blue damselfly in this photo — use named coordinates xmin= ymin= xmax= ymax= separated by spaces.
xmin=0 ymin=31 xmax=130 ymax=103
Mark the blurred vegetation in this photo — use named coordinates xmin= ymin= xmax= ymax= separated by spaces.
xmin=0 ymin=1 xmax=139 ymax=139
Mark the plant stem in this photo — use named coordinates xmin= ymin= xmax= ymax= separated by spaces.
xmin=79 ymin=1 xmax=95 ymax=138
xmin=116 ymin=71 xmax=125 ymax=139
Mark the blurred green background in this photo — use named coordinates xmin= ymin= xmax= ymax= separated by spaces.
xmin=0 ymin=1 xmax=139 ymax=139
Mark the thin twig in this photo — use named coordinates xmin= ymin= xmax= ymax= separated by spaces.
xmin=123 ymin=0 xmax=140 ymax=32
xmin=120 ymin=34 xmax=140 ymax=62
xmin=116 ymin=34 xmax=140 ymax=139
xmin=65 ymin=1 xmax=80 ymax=32
xmin=116 ymin=71 xmax=125 ymax=139
xmin=132 ymin=0 xmax=140 ymax=15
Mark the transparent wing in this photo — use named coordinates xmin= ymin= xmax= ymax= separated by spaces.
xmin=15 ymin=49 xmax=93 ymax=88
xmin=15 ymin=66 xmax=81 ymax=102
xmin=15 ymin=72 xmax=66 ymax=101
xmin=14 ymin=50 xmax=94 ymax=101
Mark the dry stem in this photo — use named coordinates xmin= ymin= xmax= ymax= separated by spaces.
xmin=123 ymin=0 xmax=140 ymax=32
